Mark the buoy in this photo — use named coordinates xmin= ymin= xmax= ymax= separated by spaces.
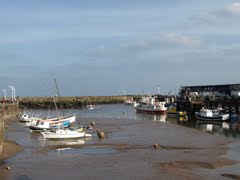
xmin=5 ymin=166 xmax=11 ymax=171
xmin=97 ymin=129 xmax=105 ymax=138
xmin=153 ymin=144 xmax=159 ymax=149
xmin=90 ymin=121 xmax=96 ymax=126
xmin=87 ymin=125 xmax=93 ymax=130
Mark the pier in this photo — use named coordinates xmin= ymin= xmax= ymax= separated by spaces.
xmin=17 ymin=96 xmax=135 ymax=109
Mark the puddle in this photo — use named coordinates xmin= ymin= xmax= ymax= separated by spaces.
xmin=54 ymin=146 xmax=118 ymax=155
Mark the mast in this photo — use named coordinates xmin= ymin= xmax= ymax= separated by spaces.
xmin=54 ymin=78 xmax=65 ymax=117
xmin=53 ymin=96 xmax=60 ymax=118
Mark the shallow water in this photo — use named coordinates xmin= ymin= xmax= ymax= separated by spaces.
xmin=3 ymin=104 xmax=240 ymax=179
xmin=22 ymin=104 xmax=240 ymax=140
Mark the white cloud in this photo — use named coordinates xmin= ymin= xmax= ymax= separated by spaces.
xmin=162 ymin=33 xmax=203 ymax=47
xmin=121 ymin=33 xmax=203 ymax=49
xmin=194 ymin=2 xmax=240 ymax=24
xmin=226 ymin=2 xmax=240 ymax=15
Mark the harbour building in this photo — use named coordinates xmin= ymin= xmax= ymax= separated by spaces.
xmin=180 ymin=84 xmax=240 ymax=98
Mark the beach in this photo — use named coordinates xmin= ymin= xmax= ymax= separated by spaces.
xmin=0 ymin=116 xmax=239 ymax=180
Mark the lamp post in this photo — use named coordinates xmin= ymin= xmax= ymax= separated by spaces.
xmin=2 ymin=89 xmax=6 ymax=100
xmin=8 ymin=84 xmax=14 ymax=102
xmin=13 ymin=86 xmax=16 ymax=101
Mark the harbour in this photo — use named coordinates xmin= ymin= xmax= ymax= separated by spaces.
xmin=16 ymin=83 xmax=240 ymax=116
xmin=2 ymin=1 xmax=240 ymax=179
xmin=1 ymin=104 xmax=240 ymax=179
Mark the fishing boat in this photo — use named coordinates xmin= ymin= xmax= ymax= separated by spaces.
xmin=167 ymin=107 xmax=187 ymax=117
xmin=135 ymin=101 xmax=167 ymax=114
xmin=195 ymin=108 xmax=229 ymax=121
xmin=41 ymin=128 xmax=86 ymax=139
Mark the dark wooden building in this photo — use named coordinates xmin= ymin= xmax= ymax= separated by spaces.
xmin=180 ymin=83 xmax=240 ymax=97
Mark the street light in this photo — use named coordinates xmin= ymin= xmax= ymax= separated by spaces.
xmin=13 ymin=86 xmax=16 ymax=101
xmin=8 ymin=84 xmax=14 ymax=102
xmin=2 ymin=89 xmax=6 ymax=100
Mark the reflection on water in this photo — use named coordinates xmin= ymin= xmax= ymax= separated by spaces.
xmin=195 ymin=121 xmax=240 ymax=139
xmin=53 ymin=146 xmax=117 ymax=156
xmin=42 ymin=139 xmax=86 ymax=147
xmin=135 ymin=114 xmax=168 ymax=122
xmin=26 ymin=104 xmax=240 ymax=140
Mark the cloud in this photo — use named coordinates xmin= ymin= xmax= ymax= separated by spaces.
xmin=125 ymin=33 xmax=203 ymax=50
xmin=194 ymin=2 xmax=240 ymax=24
xmin=226 ymin=2 xmax=240 ymax=15
xmin=0 ymin=51 xmax=23 ymax=61
xmin=160 ymin=33 xmax=203 ymax=47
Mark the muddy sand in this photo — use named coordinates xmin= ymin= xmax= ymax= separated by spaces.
xmin=1 ymin=117 xmax=240 ymax=180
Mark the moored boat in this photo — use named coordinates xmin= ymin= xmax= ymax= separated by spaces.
xmin=195 ymin=108 xmax=229 ymax=121
xmin=19 ymin=112 xmax=39 ymax=122
xmin=41 ymin=128 xmax=86 ymax=139
xmin=167 ymin=108 xmax=187 ymax=117
xmin=135 ymin=102 xmax=167 ymax=114
xmin=28 ymin=115 xmax=75 ymax=132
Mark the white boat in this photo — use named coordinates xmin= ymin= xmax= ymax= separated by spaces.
xmin=135 ymin=102 xmax=167 ymax=114
xmin=41 ymin=128 xmax=86 ymax=139
xmin=87 ymin=105 xmax=94 ymax=110
xmin=19 ymin=113 xmax=31 ymax=122
xmin=19 ymin=112 xmax=39 ymax=122
xmin=28 ymin=115 xmax=76 ymax=132
xmin=124 ymin=100 xmax=135 ymax=106
xmin=195 ymin=108 xmax=229 ymax=121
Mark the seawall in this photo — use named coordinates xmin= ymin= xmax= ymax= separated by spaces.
xmin=0 ymin=103 xmax=19 ymax=154
xmin=18 ymin=96 xmax=135 ymax=109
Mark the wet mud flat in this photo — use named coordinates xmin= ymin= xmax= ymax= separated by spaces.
xmin=1 ymin=117 xmax=240 ymax=180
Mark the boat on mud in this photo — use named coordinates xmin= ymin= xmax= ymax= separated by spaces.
xmin=41 ymin=128 xmax=86 ymax=139
xmin=28 ymin=115 xmax=76 ymax=133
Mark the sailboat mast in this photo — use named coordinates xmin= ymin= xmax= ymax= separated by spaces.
xmin=54 ymin=78 xmax=65 ymax=117
xmin=53 ymin=96 xmax=60 ymax=118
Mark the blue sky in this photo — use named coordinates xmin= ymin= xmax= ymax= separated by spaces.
xmin=0 ymin=0 xmax=240 ymax=97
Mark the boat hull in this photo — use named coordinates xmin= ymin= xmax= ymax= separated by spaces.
xmin=29 ymin=117 xmax=73 ymax=132
xmin=195 ymin=112 xmax=229 ymax=121
xmin=41 ymin=130 xmax=85 ymax=139
xmin=167 ymin=109 xmax=187 ymax=117
xmin=135 ymin=107 xmax=167 ymax=114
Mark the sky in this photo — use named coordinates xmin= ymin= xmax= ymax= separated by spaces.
xmin=0 ymin=0 xmax=240 ymax=97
